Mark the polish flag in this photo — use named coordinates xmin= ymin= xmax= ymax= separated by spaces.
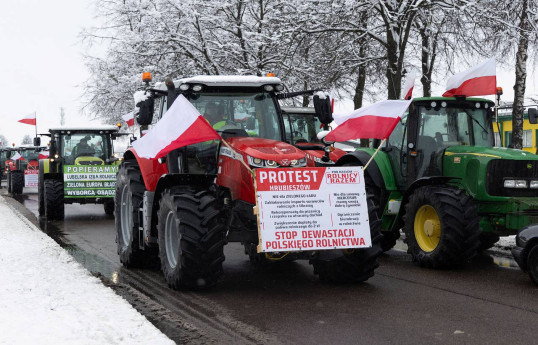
xmin=11 ymin=152 xmax=24 ymax=161
xmin=122 ymin=112 xmax=135 ymax=127
xmin=326 ymin=99 xmax=412 ymax=141
xmin=132 ymin=95 xmax=221 ymax=159
xmin=402 ymin=70 xmax=416 ymax=100
xmin=18 ymin=113 xmax=36 ymax=126
xmin=38 ymin=150 xmax=49 ymax=159
xmin=443 ymin=58 xmax=496 ymax=97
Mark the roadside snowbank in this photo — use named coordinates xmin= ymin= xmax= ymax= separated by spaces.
xmin=0 ymin=196 xmax=173 ymax=345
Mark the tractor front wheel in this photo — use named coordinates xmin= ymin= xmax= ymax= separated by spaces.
xmin=44 ymin=179 xmax=64 ymax=220
xmin=6 ymin=172 xmax=11 ymax=193
xmin=310 ymin=196 xmax=383 ymax=283
xmin=10 ymin=171 xmax=24 ymax=195
xmin=38 ymin=165 xmax=45 ymax=215
xmin=157 ymin=188 xmax=225 ymax=290
xmin=103 ymin=199 xmax=114 ymax=215
xmin=404 ymin=186 xmax=479 ymax=268
xmin=115 ymin=163 xmax=148 ymax=267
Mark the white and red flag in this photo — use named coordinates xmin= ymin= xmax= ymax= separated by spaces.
xmin=38 ymin=150 xmax=49 ymax=159
xmin=443 ymin=58 xmax=496 ymax=97
xmin=18 ymin=112 xmax=36 ymax=126
xmin=122 ymin=112 xmax=135 ymax=127
xmin=11 ymin=152 xmax=23 ymax=161
xmin=326 ymin=99 xmax=412 ymax=141
xmin=132 ymin=95 xmax=221 ymax=159
xmin=402 ymin=70 xmax=416 ymax=100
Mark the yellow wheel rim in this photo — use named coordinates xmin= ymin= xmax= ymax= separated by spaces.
xmin=414 ymin=205 xmax=441 ymax=252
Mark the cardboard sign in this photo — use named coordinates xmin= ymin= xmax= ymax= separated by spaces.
xmin=255 ymin=167 xmax=371 ymax=253
xmin=63 ymin=165 xmax=118 ymax=198
xmin=24 ymin=169 xmax=38 ymax=187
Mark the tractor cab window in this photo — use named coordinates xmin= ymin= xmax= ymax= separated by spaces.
xmin=61 ymin=134 xmax=110 ymax=164
xmin=415 ymin=104 xmax=493 ymax=178
xmin=188 ymin=92 xmax=282 ymax=140
xmin=20 ymin=149 xmax=39 ymax=161
xmin=284 ymin=113 xmax=322 ymax=144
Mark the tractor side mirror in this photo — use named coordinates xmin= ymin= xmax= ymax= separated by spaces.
xmin=33 ymin=137 xmax=41 ymax=146
xmin=313 ymin=93 xmax=333 ymax=125
xmin=529 ymin=108 xmax=538 ymax=124
xmin=135 ymin=91 xmax=155 ymax=126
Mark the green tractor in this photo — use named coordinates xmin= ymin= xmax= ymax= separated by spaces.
xmin=337 ymin=97 xmax=538 ymax=268
xmin=38 ymin=126 xmax=125 ymax=220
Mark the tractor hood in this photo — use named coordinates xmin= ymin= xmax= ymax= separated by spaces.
xmin=225 ymin=137 xmax=306 ymax=161
xmin=444 ymin=145 xmax=538 ymax=161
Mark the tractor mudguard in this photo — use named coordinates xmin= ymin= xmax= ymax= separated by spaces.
xmin=124 ymin=148 xmax=167 ymax=192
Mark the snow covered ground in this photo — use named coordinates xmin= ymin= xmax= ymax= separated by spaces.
xmin=0 ymin=196 xmax=174 ymax=345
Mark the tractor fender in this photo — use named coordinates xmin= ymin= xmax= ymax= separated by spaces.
xmin=39 ymin=159 xmax=61 ymax=180
xmin=336 ymin=150 xmax=386 ymax=190
xmin=123 ymin=148 xmax=167 ymax=192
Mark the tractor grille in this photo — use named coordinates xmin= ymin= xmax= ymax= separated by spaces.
xmin=486 ymin=159 xmax=538 ymax=197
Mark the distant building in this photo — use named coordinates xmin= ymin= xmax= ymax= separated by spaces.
xmin=493 ymin=108 xmax=538 ymax=153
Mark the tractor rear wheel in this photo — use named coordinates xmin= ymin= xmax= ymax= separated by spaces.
xmin=38 ymin=165 xmax=45 ymax=215
xmin=157 ymin=188 xmax=226 ymax=290
xmin=10 ymin=171 xmax=24 ymax=195
xmin=44 ymin=179 xmax=64 ymax=220
xmin=404 ymin=186 xmax=479 ymax=268
xmin=103 ymin=199 xmax=114 ymax=215
xmin=310 ymin=197 xmax=383 ymax=283
xmin=528 ymin=246 xmax=538 ymax=285
xmin=115 ymin=163 xmax=148 ymax=267
xmin=6 ymin=172 xmax=11 ymax=193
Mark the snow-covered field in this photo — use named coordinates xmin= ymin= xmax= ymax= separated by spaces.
xmin=0 ymin=196 xmax=174 ymax=345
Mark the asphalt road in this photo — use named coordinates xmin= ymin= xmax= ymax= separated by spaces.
xmin=5 ymin=188 xmax=538 ymax=345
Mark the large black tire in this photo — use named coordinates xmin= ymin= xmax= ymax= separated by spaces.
xmin=115 ymin=163 xmax=148 ymax=267
xmin=38 ymin=165 xmax=45 ymax=216
xmin=528 ymin=246 xmax=538 ymax=285
xmin=403 ymin=186 xmax=479 ymax=268
xmin=103 ymin=199 xmax=114 ymax=215
xmin=6 ymin=172 xmax=11 ymax=193
xmin=44 ymin=179 xmax=64 ymax=220
xmin=10 ymin=171 xmax=24 ymax=195
xmin=310 ymin=197 xmax=383 ymax=283
xmin=342 ymin=162 xmax=397 ymax=252
xmin=157 ymin=188 xmax=226 ymax=290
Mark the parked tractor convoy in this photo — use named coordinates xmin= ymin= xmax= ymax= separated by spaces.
xmin=2 ymin=73 xmax=538 ymax=288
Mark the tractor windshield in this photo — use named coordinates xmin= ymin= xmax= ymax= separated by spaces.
xmin=186 ymin=92 xmax=282 ymax=141
xmin=20 ymin=149 xmax=39 ymax=161
xmin=417 ymin=104 xmax=493 ymax=147
xmin=415 ymin=102 xmax=494 ymax=178
xmin=61 ymin=133 xmax=111 ymax=164
xmin=283 ymin=112 xmax=323 ymax=144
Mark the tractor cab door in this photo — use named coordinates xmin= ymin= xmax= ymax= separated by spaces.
xmin=386 ymin=114 xmax=408 ymax=190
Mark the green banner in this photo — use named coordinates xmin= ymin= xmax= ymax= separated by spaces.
xmin=63 ymin=165 xmax=119 ymax=198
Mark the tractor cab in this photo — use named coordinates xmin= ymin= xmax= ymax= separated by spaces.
xmin=385 ymin=97 xmax=495 ymax=189
xmin=281 ymin=106 xmax=346 ymax=165
xmin=38 ymin=126 xmax=125 ymax=220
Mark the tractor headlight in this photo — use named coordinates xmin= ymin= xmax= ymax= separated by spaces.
xmin=504 ymin=180 xmax=515 ymax=188
xmin=515 ymin=180 xmax=528 ymax=188
xmin=266 ymin=160 xmax=277 ymax=167
xmin=247 ymin=156 xmax=266 ymax=168
xmin=290 ymin=157 xmax=307 ymax=167
xmin=313 ymin=156 xmax=335 ymax=164
xmin=530 ymin=180 xmax=538 ymax=189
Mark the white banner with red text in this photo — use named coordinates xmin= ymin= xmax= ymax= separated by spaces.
xmin=255 ymin=166 xmax=371 ymax=253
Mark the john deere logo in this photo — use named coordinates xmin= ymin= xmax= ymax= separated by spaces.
xmin=528 ymin=163 xmax=533 ymax=169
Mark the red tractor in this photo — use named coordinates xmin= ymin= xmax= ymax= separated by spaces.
xmin=116 ymin=75 xmax=382 ymax=289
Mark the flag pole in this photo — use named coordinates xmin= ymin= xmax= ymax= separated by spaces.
xmin=35 ymin=111 xmax=37 ymax=139
xmin=363 ymin=139 xmax=386 ymax=170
